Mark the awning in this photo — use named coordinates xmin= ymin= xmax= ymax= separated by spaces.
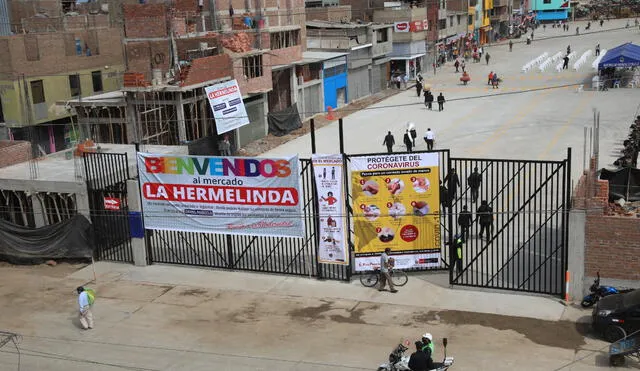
xmin=598 ymin=42 xmax=640 ymax=69
xmin=391 ymin=53 xmax=426 ymax=61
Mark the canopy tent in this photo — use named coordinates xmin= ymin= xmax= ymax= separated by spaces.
xmin=598 ymin=42 xmax=640 ymax=70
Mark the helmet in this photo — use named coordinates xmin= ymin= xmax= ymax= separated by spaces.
xmin=422 ymin=333 xmax=433 ymax=342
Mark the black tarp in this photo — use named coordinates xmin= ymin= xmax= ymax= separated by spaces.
xmin=0 ymin=215 xmax=95 ymax=264
xmin=600 ymin=167 xmax=640 ymax=202
xmin=268 ymin=104 xmax=302 ymax=137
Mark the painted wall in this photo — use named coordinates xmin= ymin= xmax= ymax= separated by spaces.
xmin=530 ymin=0 xmax=570 ymax=12
xmin=0 ymin=65 xmax=125 ymax=127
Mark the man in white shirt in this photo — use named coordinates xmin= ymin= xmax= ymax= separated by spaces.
xmin=424 ymin=128 xmax=435 ymax=151
xmin=77 ymin=286 xmax=94 ymax=330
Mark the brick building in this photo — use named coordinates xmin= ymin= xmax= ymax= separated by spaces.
xmin=0 ymin=0 xmax=125 ymax=154
xmin=70 ymin=0 xmax=308 ymax=153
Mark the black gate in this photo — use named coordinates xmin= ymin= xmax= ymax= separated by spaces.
xmin=84 ymin=152 xmax=133 ymax=263
xmin=147 ymin=158 xmax=350 ymax=280
xmin=446 ymin=149 xmax=571 ymax=296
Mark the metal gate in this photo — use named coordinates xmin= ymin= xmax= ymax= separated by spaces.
xmin=147 ymin=158 xmax=350 ymax=281
xmin=446 ymin=149 xmax=571 ymax=296
xmin=84 ymin=152 xmax=133 ymax=263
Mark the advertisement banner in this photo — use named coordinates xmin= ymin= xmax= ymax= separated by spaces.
xmin=204 ymin=79 xmax=250 ymax=135
xmin=312 ymin=154 xmax=348 ymax=265
xmin=137 ymin=153 xmax=305 ymax=238
xmin=394 ymin=21 xmax=410 ymax=32
xmin=350 ymin=153 xmax=440 ymax=271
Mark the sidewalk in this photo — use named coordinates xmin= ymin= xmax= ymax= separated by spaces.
xmin=69 ymin=262 xmax=583 ymax=322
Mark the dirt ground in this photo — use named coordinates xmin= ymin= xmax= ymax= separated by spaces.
xmin=0 ymin=263 xmax=619 ymax=371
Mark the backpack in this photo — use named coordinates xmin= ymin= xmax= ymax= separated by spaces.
xmin=85 ymin=288 xmax=96 ymax=305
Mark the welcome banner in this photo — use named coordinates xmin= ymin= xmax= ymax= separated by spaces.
xmin=312 ymin=154 xmax=348 ymax=265
xmin=350 ymin=152 xmax=441 ymax=271
xmin=137 ymin=153 xmax=305 ymax=237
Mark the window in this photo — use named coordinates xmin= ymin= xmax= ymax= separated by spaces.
xmin=0 ymin=97 xmax=4 ymax=122
xmin=543 ymin=0 xmax=551 ymax=3
xmin=468 ymin=15 xmax=473 ymax=25
xmin=242 ymin=55 xmax=263 ymax=79
xmin=438 ymin=19 xmax=446 ymax=30
xmin=69 ymin=75 xmax=80 ymax=97
xmin=376 ymin=29 xmax=388 ymax=43
xmin=439 ymin=0 xmax=445 ymax=9
xmin=449 ymin=16 xmax=454 ymax=27
xmin=91 ymin=71 xmax=103 ymax=92
xmin=457 ymin=15 xmax=462 ymax=25
xmin=30 ymin=80 xmax=45 ymax=104
xmin=323 ymin=64 xmax=346 ymax=78
xmin=269 ymin=30 xmax=300 ymax=50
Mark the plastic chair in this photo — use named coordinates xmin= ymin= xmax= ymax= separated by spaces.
xmin=613 ymin=80 xmax=621 ymax=89
xmin=576 ymin=84 xmax=584 ymax=93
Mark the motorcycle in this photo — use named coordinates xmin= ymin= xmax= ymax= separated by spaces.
xmin=377 ymin=337 xmax=454 ymax=371
xmin=581 ymin=272 xmax=635 ymax=308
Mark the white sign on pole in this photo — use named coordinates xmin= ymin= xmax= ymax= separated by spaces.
xmin=204 ymin=79 xmax=250 ymax=135
xmin=312 ymin=154 xmax=348 ymax=265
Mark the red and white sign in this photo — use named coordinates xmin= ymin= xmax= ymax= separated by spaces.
xmin=204 ymin=79 xmax=249 ymax=135
xmin=103 ymin=197 xmax=121 ymax=210
xmin=394 ymin=21 xmax=410 ymax=32
xmin=423 ymin=19 xmax=429 ymax=30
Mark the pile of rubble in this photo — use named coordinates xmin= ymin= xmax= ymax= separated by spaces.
xmin=607 ymin=199 xmax=640 ymax=217
xmin=220 ymin=32 xmax=254 ymax=53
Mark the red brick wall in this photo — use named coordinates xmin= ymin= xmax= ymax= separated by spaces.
xmin=181 ymin=54 xmax=233 ymax=86
xmin=233 ymin=53 xmax=273 ymax=95
xmin=125 ymin=41 xmax=171 ymax=80
xmin=123 ymin=4 xmax=168 ymax=38
xmin=577 ymin=157 xmax=640 ymax=281
xmin=269 ymin=45 xmax=302 ymax=66
xmin=0 ymin=141 xmax=31 ymax=168
xmin=427 ymin=6 xmax=438 ymax=42
xmin=585 ymin=214 xmax=640 ymax=281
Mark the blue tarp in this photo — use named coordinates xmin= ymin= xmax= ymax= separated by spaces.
xmin=598 ymin=42 xmax=640 ymax=69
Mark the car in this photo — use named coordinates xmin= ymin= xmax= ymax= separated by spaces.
xmin=593 ymin=289 xmax=640 ymax=342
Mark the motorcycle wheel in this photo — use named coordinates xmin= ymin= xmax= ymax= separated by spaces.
xmin=581 ymin=298 xmax=595 ymax=308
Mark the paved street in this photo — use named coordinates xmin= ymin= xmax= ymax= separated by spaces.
xmin=0 ymin=262 xmax=616 ymax=371
xmin=264 ymin=19 xmax=640 ymax=183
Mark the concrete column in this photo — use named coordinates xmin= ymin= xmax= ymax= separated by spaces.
xmin=125 ymin=93 xmax=139 ymax=143
xmin=75 ymin=183 xmax=92 ymax=220
xmin=32 ymin=193 xmax=46 ymax=228
xmin=176 ymin=93 xmax=187 ymax=143
xmin=568 ymin=209 xmax=586 ymax=301
xmin=262 ymin=93 xmax=269 ymax=137
xmin=127 ymin=179 xmax=148 ymax=267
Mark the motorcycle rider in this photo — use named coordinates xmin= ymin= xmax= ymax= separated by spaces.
xmin=422 ymin=333 xmax=435 ymax=355
xmin=408 ymin=341 xmax=430 ymax=371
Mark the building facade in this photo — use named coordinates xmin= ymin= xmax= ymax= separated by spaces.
xmin=530 ymin=0 xmax=570 ymax=21
xmin=373 ymin=6 xmax=427 ymax=81
xmin=0 ymin=5 xmax=124 ymax=154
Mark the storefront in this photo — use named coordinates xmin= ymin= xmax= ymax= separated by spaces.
xmin=390 ymin=54 xmax=425 ymax=80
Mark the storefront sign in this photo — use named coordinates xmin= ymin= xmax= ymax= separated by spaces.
xmin=137 ymin=153 xmax=305 ymax=238
xmin=103 ymin=197 xmax=121 ymax=210
xmin=204 ymin=79 xmax=250 ymax=135
xmin=394 ymin=21 xmax=410 ymax=32
xmin=350 ymin=153 xmax=441 ymax=271
xmin=312 ymin=154 xmax=348 ymax=265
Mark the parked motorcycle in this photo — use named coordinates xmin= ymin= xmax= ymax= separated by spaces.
xmin=377 ymin=337 xmax=454 ymax=371
xmin=581 ymin=272 xmax=635 ymax=308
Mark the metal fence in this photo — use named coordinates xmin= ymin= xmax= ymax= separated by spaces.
xmin=446 ymin=150 xmax=571 ymax=296
xmin=84 ymin=152 xmax=133 ymax=263
xmin=147 ymin=158 xmax=351 ymax=281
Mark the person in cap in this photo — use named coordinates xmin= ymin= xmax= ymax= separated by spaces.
xmin=76 ymin=286 xmax=94 ymax=330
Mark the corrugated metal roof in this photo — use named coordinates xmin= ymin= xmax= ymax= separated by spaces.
xmin=301 ymin=51 xmax=349 ymax=63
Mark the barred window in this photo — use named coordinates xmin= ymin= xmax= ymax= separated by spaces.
xmin=270 ymin=30 xmax=300 ymax=50
xmin=243 ymin=55 xmax=263 ymax=79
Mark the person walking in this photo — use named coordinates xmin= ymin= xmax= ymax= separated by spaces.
xmin=383 ymin=131 xmax=395 ymax=153
xmin=439 ymin=180 xmax=449 ymax=210
xmin=566 ymin=45 xmax=571 ymax=54
xmin=595 ymin=44 xmax=600 ymax=56
xmin=467 ymin=167 xmax=482 ymax=203
xmin=476 ymin=200 xmax=493 ymax=239
xmin=458 ymin=205 xmax=472 ymax=242
xmin=485 ymin=52 xmax=490 ymax=65
xmin=562 ymin=55 xmax=569 ymax=70
xmin=488 ymin=71 xmax=494 ymax=85
xmin=576 ymin=26 xmax=579 ymax=35
xmin=424 ymin=128 xmax=435 ymax=151
xmin=378 ymin=248 xmax=398 ymax=293
xmin=409 ymin=126 xmax=418 ymax=147
xmin=77 ymin=286 xmax=94 ymax=330
xmin=416 ymin=79 xmax=423 ymax=97
xmin=424 ymin=91 xmax=434 ymax=110
xmin=491 ymin=72 xmax=499 ymax=89
xmin=454 ymin=59 xmax=460 ymax=72
xmin=444 ymin=168 xmax=460 ymax=202
xmin=437 ymin=93 xmax=445 ymax=111
xmin=509 ymin=40 xmax=513 ymax=52
xmin=461 ymin=60 xmax=466 ymax=73
xmin=404 ymin=130 xmax=413 ymax=152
